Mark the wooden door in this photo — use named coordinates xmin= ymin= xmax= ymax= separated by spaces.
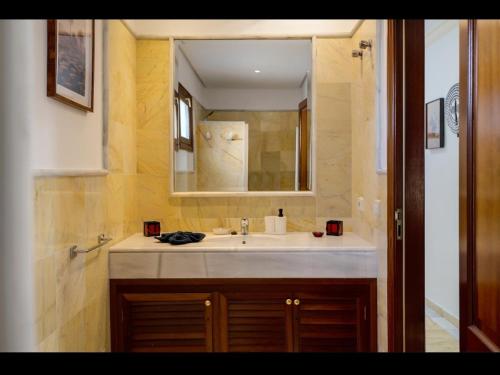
xmin=292 ymin=291 xmax=371 ymax=352
xmin=459 ymin=19 xmax=500 ymax=352
xmin=218 ymin=292 xmax=294 ymax=352
xmin=117 ymin=292 xmax=214 ymax=352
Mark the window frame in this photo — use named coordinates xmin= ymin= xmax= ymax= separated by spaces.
xmin=176 ymin=83 xmax=194 ymax=152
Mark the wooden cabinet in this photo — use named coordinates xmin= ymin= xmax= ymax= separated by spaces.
xmin=219 ymin=292 xmax=294 ymax=352
xmin=110 ymin=279 xmax=377 ymax=352
xmin=115 ymin=292 xmax=214 ymax=352
xmin=292 ymin=291 xmax=369 ymax=352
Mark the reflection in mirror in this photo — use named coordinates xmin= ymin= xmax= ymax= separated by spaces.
xmin=173 ymin=39 xmax=313 ymax=193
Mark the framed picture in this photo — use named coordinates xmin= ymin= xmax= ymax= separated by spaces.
xmin=47 ymin=20 xmax=94 ymax=111
xmin=425 ymin=98 xmax=444 ymax=149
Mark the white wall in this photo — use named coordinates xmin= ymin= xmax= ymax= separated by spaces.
xmin=124 ymin=19 xmax=360 ymax=38
xmin=175 ymin=44 xmax=209 ymax=108
xmin=32 ymin=20 xmax=104 ymax=173
xmin=175 ymin=149 xmax=194 ymax=172
xmin=0 ymin=20 xmax=35 ymax=351
xmin=300 ymin=73 xmax=309 ymax=103
xmin=175 ymin=41 xmax=303 ymax=112
xmin=206 ymin=88 xmax=303 ymax=111
xmin=424 ymin=20 xmax=460 ymax=319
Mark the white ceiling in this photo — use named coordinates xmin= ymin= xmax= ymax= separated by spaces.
xmin=177 ymin=39 xmax=311 ymax=89
xmin=123 ymin=19 xmax=362 ymax=38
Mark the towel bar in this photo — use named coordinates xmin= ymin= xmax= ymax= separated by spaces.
xmin=69 ymin=233 xmax=112 ymax=258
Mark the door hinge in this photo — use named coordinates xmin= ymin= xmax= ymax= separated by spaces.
xmin=363 ymin=306 xmax=367 ymax=321
xmin=395 ymin=208 xmax=403 ymax=240
xmin=121 ymin=310 xmax=124 ymax=322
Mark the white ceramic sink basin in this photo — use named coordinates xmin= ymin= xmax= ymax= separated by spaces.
xmin=204 ymin=233 xmax=281 ymax=245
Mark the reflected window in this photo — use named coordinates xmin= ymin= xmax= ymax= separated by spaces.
xmin=175 ymin=83 xmax=193 ymax=151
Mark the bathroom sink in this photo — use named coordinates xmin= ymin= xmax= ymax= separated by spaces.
xmin=110 ymin=232 xmax=377 ymax=254
xmin=109 ymin=232 xmax=378 ymax=278
xmin=204 ymin=233 xmax=282 ymax=245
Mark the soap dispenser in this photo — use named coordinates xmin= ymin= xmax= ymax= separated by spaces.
xmin=275 ymin=208 xmax=287 ymax=234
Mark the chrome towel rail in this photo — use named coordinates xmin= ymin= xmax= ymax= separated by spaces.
xmin=69 ymin=233 xmax=112 ymax=258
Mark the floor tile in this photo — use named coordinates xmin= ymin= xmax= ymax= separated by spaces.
xmin=425 ymin=316 xmax=459 ymax=352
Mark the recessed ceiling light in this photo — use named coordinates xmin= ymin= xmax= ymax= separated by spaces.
xmin=254 ymin=70 xmax=261 ymax=74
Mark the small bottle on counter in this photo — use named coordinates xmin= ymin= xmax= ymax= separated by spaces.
xmin=264 ymin=216 xmax=275 ymax=234
xmin=275 ymin=208 xmax=287 ymax=234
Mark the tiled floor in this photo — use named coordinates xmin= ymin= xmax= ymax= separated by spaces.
xmin=425 ymin=306 xmax=459 ymax=352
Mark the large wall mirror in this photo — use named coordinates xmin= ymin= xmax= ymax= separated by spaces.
xmin=172 ymin=39 xmax=314 ymax=195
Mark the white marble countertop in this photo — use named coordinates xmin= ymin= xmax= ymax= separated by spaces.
xmin=110 ymin=232 xmax=376 ymax=253
xmin=109 ymin=232 xmax=377 ymax=279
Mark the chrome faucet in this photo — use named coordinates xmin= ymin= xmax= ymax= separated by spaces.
xmin=241 ymin=217 xmax=249 ymax=235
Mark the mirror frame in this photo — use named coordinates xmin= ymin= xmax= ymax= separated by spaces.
xmin=169 ymin=36 xmax=317 ymax=197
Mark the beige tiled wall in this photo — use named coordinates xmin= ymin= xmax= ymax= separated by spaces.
xmin=136 ymin=38 xmax=353 ymax=233
xmin=34 ymin=20 xmax=138 ymax=351
xmin=206 ymin=111 xmax=297 ymax=191
xmin=350 ymin=20 xmax=388 ymax=351
xmin=196 ymin=121 xmax=247 ymax=191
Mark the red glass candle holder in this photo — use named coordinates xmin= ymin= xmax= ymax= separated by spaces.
xmin=326 ymin=220 xmax=343 ymax=236
xmin=144 ymin=221 xmax=161 ymax=237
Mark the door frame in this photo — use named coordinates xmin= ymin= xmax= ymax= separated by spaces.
xmin=387 ymin=19 xmax=426 ymax=352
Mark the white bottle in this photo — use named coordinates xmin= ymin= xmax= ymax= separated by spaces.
xmin=275 ymin=208 xmax=287 ymax=235
xmin=264 ymin=216 xmax=275 ymax=234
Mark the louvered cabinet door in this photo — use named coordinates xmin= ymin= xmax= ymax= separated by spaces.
xmin=118 ymin=293 xmax=214 ymax=352
xmin=292 ymin=292 xmax=369 ymax=352
xmin=219 ymin=292 xmax=294 ymax=352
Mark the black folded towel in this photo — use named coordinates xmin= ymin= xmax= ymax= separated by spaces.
xmin=155 ymin=231 xmax=206 ymax=245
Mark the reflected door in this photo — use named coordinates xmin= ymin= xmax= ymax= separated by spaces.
xmin=298 ymin=99 xmax=309 ymax=191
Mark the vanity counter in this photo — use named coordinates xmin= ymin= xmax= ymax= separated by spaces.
xmin=110 ymin=232 xmax=376 ymax=253
xmin=109 ymin=232 xmax=377 ymax=279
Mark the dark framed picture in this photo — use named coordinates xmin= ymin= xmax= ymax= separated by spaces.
xmin=47 ymin=20 xmax=95 ymax=112
xmin=425 ymin=98 xmax=444 ymax=149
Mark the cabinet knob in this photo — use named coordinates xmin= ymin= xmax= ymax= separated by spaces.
xmin=294 ymin=299 xmax=301 ymax=306
xmin=205 ymin=300 xmax=211 ymax=307
xmin=286 ymin=299 xmax=292 ymax=305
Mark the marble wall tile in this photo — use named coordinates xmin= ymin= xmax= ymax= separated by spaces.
xmin=136 ymin=38 xmax=353 ymax=234
xmin=108 ymin=20 xmax=137 ymax=176
xmin=34 ymin=191 xmax=57 ymax=261
xmin=34 ymin=256 xmax=56 ymax=343
xmin=83 ymin=293 xmax=109 ymax=351
xmin=196 ymin=122 xmax=247 ymax=191
xmin=137 ymin=128 xmax=169 ymax=177
xmin=57 ymin=308 xmax=86 ymax=352
xmin=205 ymin=111 xmax=297 ymax=191
xmin=109 ymin=252 xmax=161 ymax=279
xmin=37 ymin=331 xmax=58 ymax=352
xmin=54 ymin=240 xmax=87 ymax=327
xmin=204 ymin=252 xmax=377 ymax=278
xmin=159 ymin=253 xmax=208 ymax=278
xmin=34 ymin=181 xmax=88 ymax=257
xmin=315 ymin=38 xmax=352 ymax=83
xmin=350 ymin=20 xmax=388 ymax=351
xmin=84 ymin=248 xmax=109 ymax=299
